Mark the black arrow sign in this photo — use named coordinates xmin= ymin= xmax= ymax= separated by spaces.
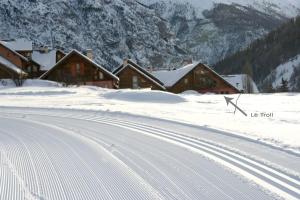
xmin=224 ymin=96 xmax=247 ymax=117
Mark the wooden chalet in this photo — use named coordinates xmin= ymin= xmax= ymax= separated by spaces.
xmin=0 ymin=41 xmax=30 ymax=80
xmin=40 ymin=49 xmax=119 ymax=88
xmin=113 ymin=59 xmax=165 ymax=90
xmin=0 ymin=39 xmax=42 ymax=78
xmin=152 ymin=62 xmax=240 ymax=94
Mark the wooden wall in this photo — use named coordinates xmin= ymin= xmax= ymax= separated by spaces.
xmin=118 ymin=67 xmax=163 ymax=90
xmin=0 ymin=44 xmax=25 ymax=68
xmin=43 ymin=53 xmax=117 ymax=88
xmin=169 ymin=64 xmax=239 ymax=94
xmin=0 ymin=64 xmax=19 ymax=79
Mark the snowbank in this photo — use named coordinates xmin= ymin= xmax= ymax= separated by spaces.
xmin=103 ymin=89 xmax=186 ymax=103
xmin=0 ymin=79 xmax=61 ymax=89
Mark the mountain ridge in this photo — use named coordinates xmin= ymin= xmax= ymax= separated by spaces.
xmin=0 ymin=0 xmax=299 ymax=70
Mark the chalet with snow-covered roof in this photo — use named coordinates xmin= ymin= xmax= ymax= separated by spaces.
xmin=0 ymin=40 xmax=30 ymax=80
xmin=40 ymin=49 xmax=119 ymax=88
xmin=152 ymin=63 xmax=240 ymax=94
xmin=1 ymin=38 xmax=33 ymax=58
xmin=0 ymin=39 xmax=42 ymax=78
xmin=113 ymin=59 xmax=166 ymax=90
xmin=221 ymin=74 xmax=259 ymax=93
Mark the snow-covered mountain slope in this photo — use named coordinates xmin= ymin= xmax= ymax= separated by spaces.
xmin=0 ymin=0 xmax=184 ymax=69
xmin=262 ymin=55 xmax=300 ymax=91
xmin=0 ymin=0 xmax=299 ymax=70
xmin=142 ymin=0 xmax=300 ymax=18
xmin=142 ymin=0 xmax=299 ymax=65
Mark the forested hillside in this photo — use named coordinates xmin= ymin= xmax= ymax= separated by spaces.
xmin=214 ymin=16 xmax=300 ymax=92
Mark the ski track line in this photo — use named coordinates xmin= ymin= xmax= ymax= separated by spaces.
xmin=97 ymin=117 xmax=300 ymax=187
xmin=53 ymin=122 xmax=199 ymax=200
xmin=1 ymin=110 xmax=300 ymax=200
xmin=19 ymin=111 xmax=300 ymax=200
xmin=74 ymin=129 xmax=192 ymax=200
xmin=0 ymin=129 xmax=44 ymax=200
xmin=90 ymin=117 xmax=300 ymax=200
xmin=91 ymin=117 xmax=300 ymax=197
xmin=3 ymin=115 xmax=165 ymax=200
xmin=13 ymin=123 xmax=71 ymax=200
xmin=16 ymin=119 xmax=120 ymax=200
xmin=5 ymin=114 xmax=244 ymax=200
xmin=0 ymin=147 xmax=37 ymax=200
xmin=50 ymin=117 xmax=252 ymax=200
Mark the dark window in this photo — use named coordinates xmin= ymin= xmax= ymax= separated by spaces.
xmin=132 ymin=76 xmax=139 ymax=89
xmin=196 ymin=75 xmax=217 ymax=89
xmin=76 ymin=64 xmax=80 ymax=74
xmin=99 ymin=71 xmax=104 ymax=80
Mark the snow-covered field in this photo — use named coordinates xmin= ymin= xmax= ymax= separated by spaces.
xmin=0 ymin=82 xmax=300 ymax=199
xmin=0 ymin=83 xmax=299 ymax=153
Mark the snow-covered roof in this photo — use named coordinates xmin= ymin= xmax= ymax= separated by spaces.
xmin=40 ymin=49 xmax=119 ymax=81
xmin=1 ymin=38 xmax=33 ymax=51
xmin=151 ymin=63 xmax=198 ymax=87
xmin=221 ymin=74 xmax=259 ymax=93
xmin=0 ymin=41 xmax=29 ymax=62
xmin=32 ymin=50 xmax=57 ymax=71
xmin=0 ymin=55 xmax=26 ymax=75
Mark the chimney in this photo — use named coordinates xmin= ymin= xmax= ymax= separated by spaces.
xmin=182 ymin=58 xmax=193 ymax=66
xmin=86 ymin=49 xmax=93 ymax=60
xmin=147 ymin=65 xmax=153 ymax=73
xmin=44 ymin=46 xmax=49 ymax=53
xmin=123 ymin=58 xmax=128 ymax=66
xmin=40 ymin=46 xmax=49 ymax=53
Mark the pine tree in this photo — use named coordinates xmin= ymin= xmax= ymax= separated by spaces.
xmin=242 ymin=61 xmax=254 ymax=93
xmin=279 ymin=78 xmax=289 ymax=92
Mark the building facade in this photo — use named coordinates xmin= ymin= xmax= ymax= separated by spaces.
xmin=152 ymin=63 xmax=240 ymax=94
xmin=113 ymin=59 xmax=165 ymax=90
xmin=40 ymin=50 xmax=119 ymax=88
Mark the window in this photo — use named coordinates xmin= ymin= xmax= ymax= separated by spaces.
xmin=99 ymin=71 xmax=104 ymax=80
xmin=94 ymin=71 xmax=98 ymax=80
xmin=196 ymin=76 xmax=216 ymax=89
xmin=32 ymin=66 xmax=38 ymax=73
xmin=27 ymin=66 xmax=32 ymax=73
xmin=195 ymin=69 xmax=206 ymax=75
xmin=184 ymin=78 xmax=189 ymax=85
xmin=132 ymin=76 xmax=139 ymax=89
xmin=76 ymin=64 xmax=80 ymax=74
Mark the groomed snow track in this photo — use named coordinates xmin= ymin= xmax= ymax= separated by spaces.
xmin=0 ymin=108 xmax=299 ymax=200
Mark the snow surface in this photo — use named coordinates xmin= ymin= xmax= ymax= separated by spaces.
xmin=0 ymin=79 xmax=62 ymax=89
xmin=32 ymin=50 xmax=57 ymax=71
xmin=222 ymin=74 xmax=259 ymax=93
xmin=0 ymin=56 xmax=24 ymax=74
xmin=0 ymin=38 xmax=32 ymax=51
xmin=0 ymin=84 xmax=299 ymax=153
xmin=0 ymin=112 xmax=291 ymax=200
